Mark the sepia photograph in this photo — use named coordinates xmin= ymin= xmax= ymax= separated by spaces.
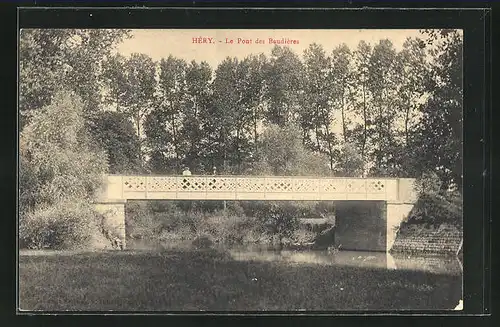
xmin=18 ymin=27 xmax=463 ymax=312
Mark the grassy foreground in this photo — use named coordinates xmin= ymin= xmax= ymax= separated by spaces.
xmin=19 ymin=249 xmax=461 ymax=311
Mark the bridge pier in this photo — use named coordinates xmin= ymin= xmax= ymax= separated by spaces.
xmin=94 ymin=200 xmax=127 ymax=249
xmin=386 ymin=202 xmax=414 ymax=251
xmin=334 ymin=201 xmax=415 ymax=252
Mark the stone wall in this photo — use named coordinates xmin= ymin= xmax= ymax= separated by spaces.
xmin=390 ymin=223 xmax=462 ymax=255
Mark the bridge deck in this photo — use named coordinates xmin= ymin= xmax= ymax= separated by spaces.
xmin=98 ymin=175 xmax=417 ymax=204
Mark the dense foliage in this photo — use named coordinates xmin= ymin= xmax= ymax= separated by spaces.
xmin=20 ymin=92 xmax=107 ymax=212
xmin=406 ymin=193 xmax=462 ymax=227
xmin=19 ymin=91 xmax=108 ymax=249
xmin=405 ymin=171 xmax=462 ymax=227
xmin=19 ymin=29 xmax=130 ymax=122
xmin=126 ymin=200 xmax=333 ymax=247
xmin=87 ymin=111 xmax=142 ymax=174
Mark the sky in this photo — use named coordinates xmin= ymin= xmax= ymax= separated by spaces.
xmin=115 ymin=29 xmax=425 ymax=68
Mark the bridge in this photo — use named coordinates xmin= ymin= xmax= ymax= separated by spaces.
xmin=95 ymin=175 xmax=418 ymax=252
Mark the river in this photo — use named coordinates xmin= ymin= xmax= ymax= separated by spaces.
xmin=127 ymin=238 xmax=463 ymax=276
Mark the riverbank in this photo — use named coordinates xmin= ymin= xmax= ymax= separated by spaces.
xmin=391 ymin=223 xmax=462 ymax=256
xmin=19 ymin=248 xmax=461 ymax=311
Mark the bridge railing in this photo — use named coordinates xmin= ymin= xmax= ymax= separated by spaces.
xmin=100 ymin=175 xmax=416 ymax=203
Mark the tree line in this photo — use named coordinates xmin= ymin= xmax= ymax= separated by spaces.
xmin=19 ymin=29 xmax=463 ymax=191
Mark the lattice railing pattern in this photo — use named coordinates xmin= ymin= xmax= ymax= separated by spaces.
xmin=320 ymin=179 xmax=344 ymax=193
xmin=179 ymin=177 xmax=206 ymax=191
xmin=265 ymin=178 xmax=293 ymax=192
xmin=207 ymin=177 xmax=237 ymax=191
xmin=236 ymin=178 xmax=266 ymax=192
xmin=294 ymin=178 xmax=320 ymax=192
xmin=123 ymin=176 xmax=146 ymax=191
xmin=121 ymin=176 xmax=388 ymax=194
xmin=148 ymin=177 xmax=177 ymax=191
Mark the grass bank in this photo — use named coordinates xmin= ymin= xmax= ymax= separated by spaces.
xmin=19 ymin=248 xmax=461 ymax=311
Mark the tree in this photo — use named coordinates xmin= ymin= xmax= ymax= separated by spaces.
xmin=256 ymin=202 xmax=300 ymax=246
xmin=330 ymin=44 xmax=355 ymax=144
xmin=397 ymin=37 xmax=428 ymax=148
xmin=303 ymin=43 xmax=338 ymax=170
xmin=210 ymin=57 xmax=244 ymax=173
xmin=100 ymin=53 xmax=128 ymax=111
xmin=19 ymin=91 xmax=109 ymax=249
xmin=87 ymin=111 xmax=142 ymax=174
xmin=251 ymin=123 xmax=330 ymax=176
xmin=414 ymin=30 xmax=463 ymax=191
xmin=144 ymin=55 xmax=188 ymax=173
xmin=102 ymin=53 xmax=157 ymax=164
xmin=335 ymin=142 xmax=364 ymax=177
xmin=236 ymin=54 xmax=268 ymax=154
xmin=19 ymin=29 xmax=130 ymax=124
xmin=367 ymin=39 xmax=401 ymax=176
xmin=265 ymin=46 xmax=304 ymax=127
xmin=350 ymin=41 xmax=374 ymax=168
xmin=182 ymin=61 xmax=213 ymax=172
xmin=20 ymin=91 xmax=107 ymax=211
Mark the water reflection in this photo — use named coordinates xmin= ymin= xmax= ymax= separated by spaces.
xmin=229 ymin=249 xmax=463 ymax=275
xmin=126 ymin=239 xmax=462 ymax=276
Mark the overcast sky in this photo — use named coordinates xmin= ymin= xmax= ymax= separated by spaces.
xmin=115 ymin=29 xmax=425 ymax=68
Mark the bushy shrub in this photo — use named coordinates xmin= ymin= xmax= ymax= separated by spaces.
xmin=414 ymin=171 xmax=443 ymax=196
xmin=314 ymin=201 xmax=336 ymax=216
xmin=19 ymin=200 xmax=103 ymax=250
xmin=20 ymin=91 xmax=107 ymax=210
xmin=240 ymin=201 xmax=312 ymax=218
xmin=405 ymin=171 xmax=463 ymax=228
xmin=193 ymin=201 xmax=224 ymax=213
xmin=126 ymin=201 xmax=196 ymax=239
xmin=19 ymin=91 xmax=109 ymax=250
xmin=192 ymin=212 xmax=254 ymax=245
xmin=407 ymin=193 xmax=462 ymax=227
xmin=147 ymin=200 xmax=179 ymax=214
xmin=225 ymin=201 xmax=246 ymax=217
xmin=251 ymin=123 xmax=331 ymax=176
xmin=254 ymin=202 xmax=301 ymax=244
xmin=291 ymin=229 xmax=317 ymax=244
